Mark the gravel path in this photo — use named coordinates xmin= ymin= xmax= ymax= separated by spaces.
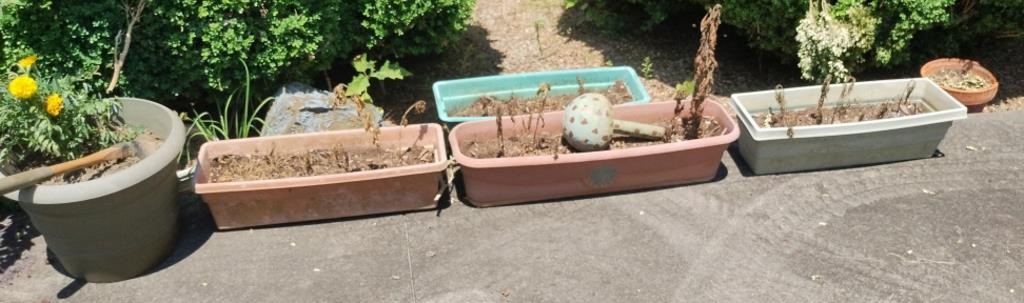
xmin=377 ymin=0 xmax=1023 ymax=121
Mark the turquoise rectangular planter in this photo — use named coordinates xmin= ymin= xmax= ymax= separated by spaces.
xmin=432 ymin=67 xmax=651 ymax=124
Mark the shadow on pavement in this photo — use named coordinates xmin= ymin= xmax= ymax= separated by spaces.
xmin=0 ymin=208 xmax=40 ymax=275
xmin=150 ymin=193 xmax=215 ymax=272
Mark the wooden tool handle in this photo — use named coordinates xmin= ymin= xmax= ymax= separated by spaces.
xmin=0 ymin=167 xmax=55 ymax=195
xmin=0 ymin=143 xmax=130 ymax=195
xmin=612 ymin=119 xmax=666 ymax=139
xmin=51 ymin=144 xmax=129 ymax=175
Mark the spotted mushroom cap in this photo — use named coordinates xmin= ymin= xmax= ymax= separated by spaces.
xmin=562 ymin=93 xmax=614 ymax=151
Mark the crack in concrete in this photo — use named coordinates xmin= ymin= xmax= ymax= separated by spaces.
xmin=403 ymin=216 xmax=418 ymax=303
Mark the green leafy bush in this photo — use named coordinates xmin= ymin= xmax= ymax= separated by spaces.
xmin=0 ymin=0 xmax=474 ymax=103
xmin=566 ymin=0 xmax=1021 ymax=75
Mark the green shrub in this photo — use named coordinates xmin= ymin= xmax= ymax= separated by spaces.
xmin=0 ymin=0 xmax=474 ymax=103
xmin=566 ymin=0 xmax=1021 ymax=75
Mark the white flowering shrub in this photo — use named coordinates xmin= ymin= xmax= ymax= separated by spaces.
xmin=796 ymin=1 xmax=876 ymax=82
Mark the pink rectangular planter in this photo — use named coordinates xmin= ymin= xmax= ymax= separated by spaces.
xmin=449 ymin=100 xmax=739 ymax=207
xmin=194 ymin=124 xmax=448 ymax=229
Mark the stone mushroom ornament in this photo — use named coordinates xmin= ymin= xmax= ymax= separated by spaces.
xmin=562 ymin=93 xmax=666 ymax=151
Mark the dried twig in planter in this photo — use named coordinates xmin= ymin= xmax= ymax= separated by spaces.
xmin=774 ymin=85 xmax=795 ymax=138
xmin=495 ymin=105 xmax=506 ymax=158
xmin=829 ymin=76 xmax=855 ymax=124
xmin=669 ymin=81 xmax=688 ymax=142
xmin=400 ymin=100 xmax=428 ymax=127
xmin=577 ymin=76 xmax=586 ymax=95
xmin=551 ymin=135 xmax=560 ymax=160
xmin=840 ymin=76 xmax=856 ymax=100
xmin=774 ymin=85 xmax=788 ymax=127
xmin=682 ymin=4 xmax=722 ymax=140
xmin=331 ymin=84 xmax=348 ymax=108
xmin=814 ymin=74 xmax=832 ymax=125
xmin=763 ymin=107 xmax=776 ymax=128
xmin=396 ymin=100 xmax=429 ymax=162
xmin=898 ymin=80 xmax=916 ymax=115
xmin=531 ymin=83 xmax=551 ymax=147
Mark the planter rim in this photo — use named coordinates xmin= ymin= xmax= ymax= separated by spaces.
xmin=2 ymin=98 xmax=185 ymax=204
xmin=193 ymin=123 xmax=448 ymax=194
xmin=449 ymin=101 xmax=739 ymax=168
xmin=433 ymin=66 xmax=652 ymax=123
xmin=730 ymin=78 xmax=967 ymax=141
xmin=919 ymin=58 xmax=1000 ymax=94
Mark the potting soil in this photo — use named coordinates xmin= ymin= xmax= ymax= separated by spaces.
xmin=753 ymin=101 xmax=932 ymax=128
xmin=461 ymin=116 xmax=723 ymax=159
xmin=208 ymin=145 xmax=435 ymax=183
xmin=451 ymin=80 xmax=633 ymax=117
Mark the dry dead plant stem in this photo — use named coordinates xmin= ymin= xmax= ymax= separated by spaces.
xmin=532 ymin=83 xmax=551 ymax=147
xmin=774 ymin=85 xmax=795 ymax=138
xmin=840 ymin=76 xmax=856 ymax=100
xmin=495 ymin=105 xmax=505 ymax=158
xmin=400 ymin=100 xmax=428 ymax=127
xmin=396 ymin=99 xmax=427 ymax=167
xmin=683 ymin=4 xmax=722 ymax=140
xmin=551 ymin=135 xmax=560 ymax=160
xmin=899 ymin=81 xmax=916 ymax=111
xmin=830 ymin=76 xmax=855 ymax=124
xmin=107 ymin=0 xmax=148 ymax=93
xmin=815 ymin=74 xmax=832 ymax=125
xmin=344 ymin=151 xmax=351 ymax=171
xmin=774 ymin=85 xmax=788 ymax=127
xmin=577 ymin=76 xmax=585 ymax=95
xmin=882 ymin=81 xmax=915 ymax=118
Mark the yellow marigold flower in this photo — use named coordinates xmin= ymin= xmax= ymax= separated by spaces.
xmin=45 ymin=94 xmax=63 ymax=117
xmin=17 ymin=55 xmax=38 ymax=69
xmin=7 ymin=75 xmax=37 ymax=100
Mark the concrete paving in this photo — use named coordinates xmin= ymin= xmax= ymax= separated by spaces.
xmin=1 ymin=110 xmax=1022 ymax=302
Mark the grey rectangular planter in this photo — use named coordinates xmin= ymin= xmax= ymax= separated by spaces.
xmin=730 ymin=78 xmax=968 ymax=174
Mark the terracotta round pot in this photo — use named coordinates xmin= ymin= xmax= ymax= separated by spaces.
xmin=920 ymin=58 xmax=999 ymax=112
xmin=2 ymin=98 xmax=186 ymax=282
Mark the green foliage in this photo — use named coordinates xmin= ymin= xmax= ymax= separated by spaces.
xmin=0 ymin=0 xmax=474 ymax=103
xmin=675 ymin=79 xmax=695 ymax=96
xmin=344 ymin=54 xmax=411 ymax=103
xmin=853 ymin=0 xmax=954 ymax=66
xmin=360 ymin=0 xmax=474 ymax=57
xmin=185 ymin=61 xmax=272 ymax=143
xmin=640 ymin=56 xmax=654 ymax=78
xmin=951 ymin=0 xmax=1024 ymax=40
xmin=1 ymin=55 xmax=135 ymax=167
xmin=566 ymin=0 xmax=1021 ymax=73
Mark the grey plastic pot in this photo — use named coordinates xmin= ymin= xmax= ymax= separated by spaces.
xmin=730 ymin=78 xmax=967 ymax=175
xmin=1 ymin=98 xmax=186 ymax=283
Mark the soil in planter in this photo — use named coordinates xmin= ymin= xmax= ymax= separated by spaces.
xmin=25 ymin=132 xmax=163 ymax=185
xmin=927 ymin=69 xmax=991 ymax=91
xmin=753 ymin=101 xmax=932 ymax=128
xmin=461 ymin=117 xmax=723 ymax=159
xmin=208 ymin=145 xmax=436 ymax=183
xmin=451 ymin=80 xmax=633 ymax=117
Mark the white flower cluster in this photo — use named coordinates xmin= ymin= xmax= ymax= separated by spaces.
xmin=795 ymin=1 xmax=876 ymax=82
